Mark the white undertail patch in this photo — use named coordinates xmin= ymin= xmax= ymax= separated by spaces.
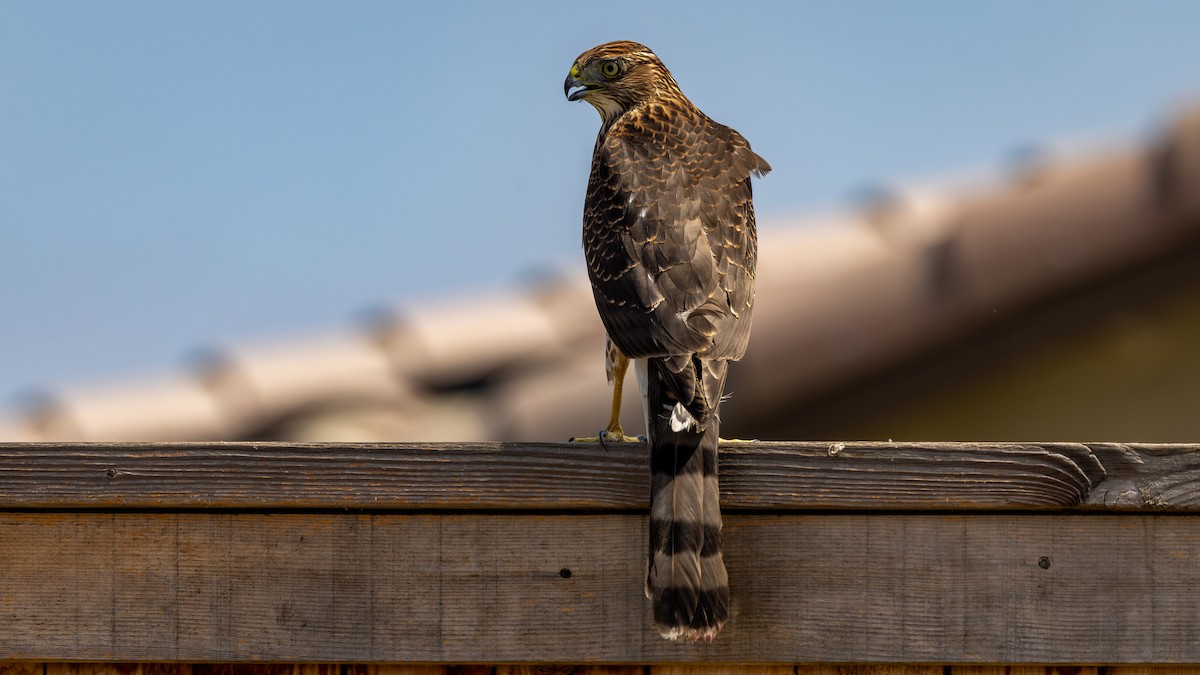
xmin=669 ymin=402 xmax=699 ymax=432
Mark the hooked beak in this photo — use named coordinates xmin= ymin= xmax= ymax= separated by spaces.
xmin=564 ymin=65 xmax=595 ymax=101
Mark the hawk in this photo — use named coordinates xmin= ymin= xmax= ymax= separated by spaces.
xmin=564 ymin=40 xmax=769 ymax=641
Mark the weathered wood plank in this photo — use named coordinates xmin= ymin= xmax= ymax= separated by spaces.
xmin=498 ymin=668 xmax=641 ymax=675
xmin=0 ymin=442 xmax=644 ymax=510
xmin=192 ymin=667 xmax=341 ymax=675
xmin=46 ymin=665 xmax=191 ymax=675
xmin=2 ymin=513 xmax=1200 ymax=663
xmin=3 ymin=667 xmax=1176 ymax=675
xmin=797 ymin=669 xmax=942 ymax=675
xmin=2 ymin=441 xmax=1200 ymax=510
xmin=651 ymin=668 xmax=795 ymax=675
xmin=952 ymin=669 xmax=1099 ymax=675
xmin=1109 ymin=669 xmax=1200 ymax=675
xmin=350 ymin=665 xmax=448 ymax=675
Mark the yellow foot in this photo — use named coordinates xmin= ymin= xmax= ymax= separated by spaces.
xmin=719 ymin=437 xmax=759 ymax=444
xmin=569 ymin=427 xmax=645 ymax=444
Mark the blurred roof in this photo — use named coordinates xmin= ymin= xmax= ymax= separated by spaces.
xmin=4 ymin=104 xmax=1200 ymax=443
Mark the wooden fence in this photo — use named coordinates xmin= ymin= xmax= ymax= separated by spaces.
xmin=2 ymin=442 xmax=1200 ymax=670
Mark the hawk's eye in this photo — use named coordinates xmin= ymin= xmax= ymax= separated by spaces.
xmin=600 ymin=60 xmax=622 ymax=79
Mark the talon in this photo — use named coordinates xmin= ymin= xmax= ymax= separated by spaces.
xmin=568 ymin=433 xmax=605 ymax=443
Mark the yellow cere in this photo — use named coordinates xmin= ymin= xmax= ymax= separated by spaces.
xmin=570 ymin=64 xmax=581 ymax=78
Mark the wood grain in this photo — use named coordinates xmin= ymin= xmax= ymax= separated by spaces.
xmin=2 ymin=441 xmax=1200 ymax=510
xmin=496 ymin=662 xmax=648 ymax=667
xmin=46 ymin=666 xmax=190 ymax=675
xmin=2 ymin=513 xmax=1200 ymax=663
xmin=1108 ymin=669 xmax=1200 ymax=675
xmin=7 ymin=662 xmax=1190 ymax=667
xmin=651 ymin=667 xmax=796 ymax=675
xmin=191 ymin=667 xmax=341 ymax=675
xmin=952 ymin=669 xmax=1100 ymax=675
xmin=347 ymin=667 xmax=447 ymax=675
xmin=796 ymin=669 xmax=942 ymax=675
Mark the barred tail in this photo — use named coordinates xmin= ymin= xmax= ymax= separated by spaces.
xmin=644 ymin=357 xmax=729 ymax=642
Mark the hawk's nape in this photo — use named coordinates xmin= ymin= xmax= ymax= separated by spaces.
xmin=565 ymin=40 xmax=769 ymax=642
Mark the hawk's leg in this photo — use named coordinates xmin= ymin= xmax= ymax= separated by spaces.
xmin=570 ymin=342 xmax=643 ymax=444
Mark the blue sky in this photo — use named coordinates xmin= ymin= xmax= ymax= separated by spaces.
xmin=2 ymin=1 xmax=1200 ymax=403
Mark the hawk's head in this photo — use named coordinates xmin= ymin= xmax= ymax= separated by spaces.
xmin=564 ymin=41 xmax=682 ymax=124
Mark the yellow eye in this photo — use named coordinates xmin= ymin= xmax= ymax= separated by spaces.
xmin=600 ymin=60 xmax=622 ymax=79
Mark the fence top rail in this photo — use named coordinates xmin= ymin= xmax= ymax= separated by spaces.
xmin=0 ymin=440 xmax=1195 ymax=511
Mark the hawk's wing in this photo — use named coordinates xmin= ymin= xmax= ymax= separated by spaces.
xmin=583 ymin=108 xmax=769 ymax=365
